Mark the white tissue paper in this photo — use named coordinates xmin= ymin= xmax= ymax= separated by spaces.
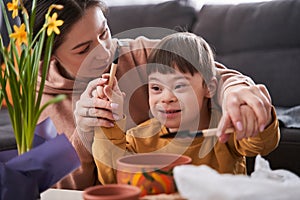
xmin=174 ymin=155 xmax=300 ymax=200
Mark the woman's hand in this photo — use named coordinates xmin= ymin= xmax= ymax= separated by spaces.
xmin=74 ymin=77 xmax=116 ymax=134
xmin=95 ymin=73 xmax=125 ymax=121
xmin=217 ymin=84 xmax=273 ymax=143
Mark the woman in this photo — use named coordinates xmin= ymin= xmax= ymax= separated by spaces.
xmin=22 ymin=0 xmax=272 ymax=190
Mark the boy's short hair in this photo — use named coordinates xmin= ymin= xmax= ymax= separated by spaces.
xmin=147 ymin=32 xmax=216 ymax=84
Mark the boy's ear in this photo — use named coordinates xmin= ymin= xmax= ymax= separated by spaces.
xmin=205 ymin=77 xmax=217 ymax=98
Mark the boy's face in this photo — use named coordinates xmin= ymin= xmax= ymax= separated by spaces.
xmin=148 ymin=68 xmax=211 ymax=132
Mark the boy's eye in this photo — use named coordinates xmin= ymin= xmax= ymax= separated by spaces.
xmin=174 ymin=83 xmax=187 ymax=90
xmin=149 ymin=83 xmax=162 ymax=92
xmin=151 ymin=85 xmax=161 ymax=91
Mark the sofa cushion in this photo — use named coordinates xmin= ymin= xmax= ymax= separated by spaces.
xmin=192 ymin=0 xmax=300 ymax=107
xmin=107 ymin=0 xmax=196 ymax=39
xmin=247 ymin=127 xmax=300 ymax=176
xmin=277 ymin=106 xmax=300 ymax=129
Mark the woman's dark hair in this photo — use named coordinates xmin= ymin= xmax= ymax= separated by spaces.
xmin=22 ymin=0 xmax=107 ymax=54
xmin=147 ymin=32 xmax=216 ymax=84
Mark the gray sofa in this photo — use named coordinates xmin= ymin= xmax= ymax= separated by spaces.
xmin=1 ymin=0 xmax=299 ymax=175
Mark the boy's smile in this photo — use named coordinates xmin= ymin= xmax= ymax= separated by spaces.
xmin=158 ymin=108 xmax=182 ymax=119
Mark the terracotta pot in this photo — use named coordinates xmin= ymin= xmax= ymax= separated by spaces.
xmin=82 ymin=184 xmax=141 ymax=200
xmin=116 ymin=153 xmax=192 ymax=196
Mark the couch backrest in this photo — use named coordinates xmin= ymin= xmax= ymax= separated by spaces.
xmin=192 ymin=0 xmax=300 ymax=107
xmin=107 ymin=0 xmax=196 ymax=39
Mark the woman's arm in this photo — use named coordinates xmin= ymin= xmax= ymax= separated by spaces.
xmin=215 ymin=62 xmax=272 ymax=141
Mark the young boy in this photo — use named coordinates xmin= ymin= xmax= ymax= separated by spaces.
xmin=92 ymin=32 xmax=280 ymax=184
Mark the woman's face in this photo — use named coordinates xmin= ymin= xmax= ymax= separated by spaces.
xmin=53 ymin=6 xmax=115 ymax=79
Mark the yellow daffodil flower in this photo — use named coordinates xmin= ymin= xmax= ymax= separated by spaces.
xmin=7 ymin=0 xmax=19 ymax=19
xmin=9 ymin=23 xmax=27 ymax=46
xmin=46 ymin=12 xmax=64 ymax=36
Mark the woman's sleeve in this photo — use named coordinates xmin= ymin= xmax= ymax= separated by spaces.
xmin=215 ymin=61 xmax=256 ymax=105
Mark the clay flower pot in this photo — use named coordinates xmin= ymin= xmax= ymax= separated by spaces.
xmin=83 ymin=184 xmax=141 ymax=200
xmin=116 ymin=153 xmax=192 ymax=196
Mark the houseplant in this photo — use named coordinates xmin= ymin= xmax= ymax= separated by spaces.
xmin=0 ymin=0 xmax=65 ymax=154
xmin=0 ymin=1 xmax=80 ymax=199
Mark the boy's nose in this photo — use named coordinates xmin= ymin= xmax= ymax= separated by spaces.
xmin=161 ymin=89 xmax=177 ymax=103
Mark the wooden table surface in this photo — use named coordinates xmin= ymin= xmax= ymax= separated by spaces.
xmin=41 ymin=188 xmax=186 ymax=200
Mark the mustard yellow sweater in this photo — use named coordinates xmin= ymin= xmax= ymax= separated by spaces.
xmin=93 ymin=107 xmax=280 ymax=184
